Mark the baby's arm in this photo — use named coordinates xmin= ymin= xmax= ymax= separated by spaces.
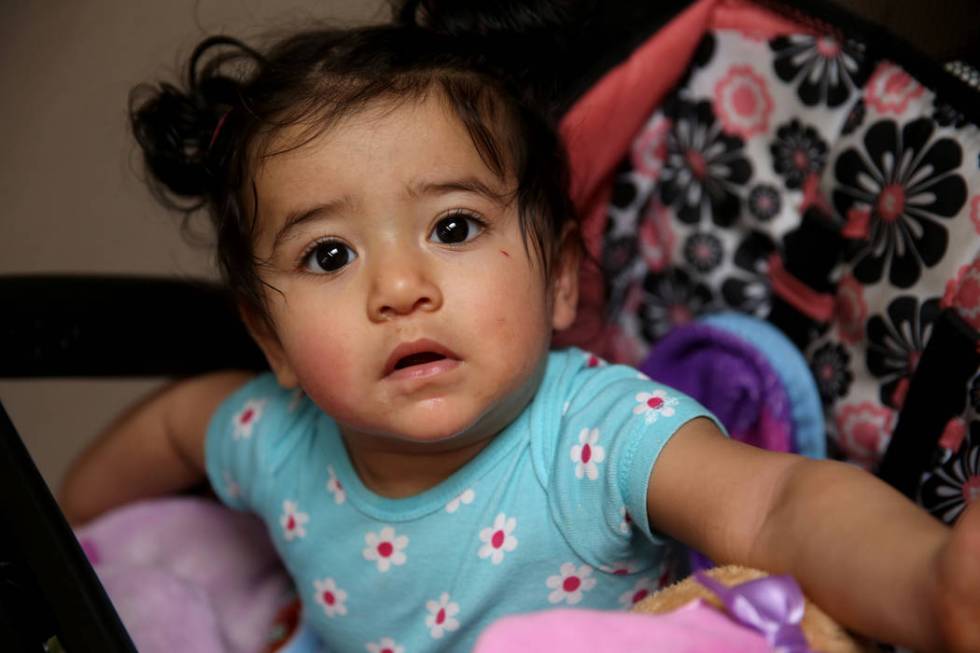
xmin=59 ymin=371 xmax=254 ymax=525
xmin=648 ymin=417 xmax=978 ymax=652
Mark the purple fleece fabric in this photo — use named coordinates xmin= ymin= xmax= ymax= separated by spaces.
xmin=75 ymin=496 xmax=294 ymax=653
xmin=639 ymin=322 xmax=793 ymax=453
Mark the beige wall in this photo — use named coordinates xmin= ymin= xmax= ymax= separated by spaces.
xmin=0 ymin=0 xmax=386 ymax=491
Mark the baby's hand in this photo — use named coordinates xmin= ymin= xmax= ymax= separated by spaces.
xmin=933 ymin=499 xmax=980 ymax=652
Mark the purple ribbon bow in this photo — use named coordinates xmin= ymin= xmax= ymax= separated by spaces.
xmin=694 ymin=572 xmax=814 ymax=653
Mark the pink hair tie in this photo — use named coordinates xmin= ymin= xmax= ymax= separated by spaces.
xmin=208 ymin=109 xmax=232 ymax=151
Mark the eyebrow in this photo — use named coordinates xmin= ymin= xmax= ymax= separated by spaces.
xmin=271 ymin=196 xmax=353 ymax=253
xmin=407 ymin=176 xmax=511 ymax=205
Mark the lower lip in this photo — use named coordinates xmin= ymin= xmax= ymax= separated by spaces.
xmin=386 ymin=358 xmax=460 ymax=382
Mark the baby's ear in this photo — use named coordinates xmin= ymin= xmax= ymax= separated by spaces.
xmin=239 ymin=304 xmax=300 ymax=389
xmin=550 ymin=223 xmax=580 ymax=331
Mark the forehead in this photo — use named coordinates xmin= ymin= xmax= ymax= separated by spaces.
xmin=250 ymin=92 xmax=514 ymax=226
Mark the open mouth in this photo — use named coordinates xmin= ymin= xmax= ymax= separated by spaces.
xmin=394 ymin=351 xmax=447 ymax=370
xmin=384 ymin=339 xmax=459 ymax=378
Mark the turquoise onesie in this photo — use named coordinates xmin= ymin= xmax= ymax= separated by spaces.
xmin=206 ymin=347 xmax=719 ymax=652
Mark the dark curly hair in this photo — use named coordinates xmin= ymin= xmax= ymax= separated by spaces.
xmin=129 ymin=2 xmax=579 ymax=318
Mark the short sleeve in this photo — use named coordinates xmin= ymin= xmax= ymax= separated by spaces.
xmin=544 ymin=353 xmax=725 ymax=568
xmin=205 ymin=373 xmax=318 ymax=512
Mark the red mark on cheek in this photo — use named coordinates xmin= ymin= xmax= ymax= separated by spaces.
xmin=500 ymin=249 xmax=510 ymax=258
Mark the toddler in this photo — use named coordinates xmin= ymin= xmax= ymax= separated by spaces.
xmin=62 ymin=12 xmax=980 ymax=653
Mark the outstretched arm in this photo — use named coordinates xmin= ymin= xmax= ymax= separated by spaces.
xmin=59 ymin=371 xmax=254 ymax=526
xmin=647 ymin=418 xmax=978 ymax=653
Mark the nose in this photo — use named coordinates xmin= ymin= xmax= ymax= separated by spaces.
xmin=367 ymin=250 xmax=443 ymax=322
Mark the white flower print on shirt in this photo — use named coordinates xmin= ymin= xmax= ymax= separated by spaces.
xmin=326 ymin=465 xmax=346 ymax=505
xmin=445 ymin=488 xmax=475 ymax=513
xmin=599 ymin=561 xmax=636 ymax=576
xmin=313 ymin=578 xmax=348 ymax=617
xmin=232 ymin=398 xmax=266 ymax=439
xmin=632 ymin=388 xmax=678 ymax=424
xmin=478 ymin=513 xmax=518 ymax=564
xmin=363 ymin=526 xmax=408 ymax=572
xmin=618 ymin=576 xmax=659 ymax=609
xmin=425 ymin=592 xmax=460 ymax=639
xmin=546 ymin=563 xmax=596 ymax=605
xmin=280 ymin=500 xmax=309 ymax=541
xmin=365 ymin=637 xmax=404 ymax=653
xmin=585 ymin=352 xmax=607 ymax=368
xmin=570 ymin=428 xmax=606 ymax=480
xmin=618 ymin=507 xmax=633 ymax=535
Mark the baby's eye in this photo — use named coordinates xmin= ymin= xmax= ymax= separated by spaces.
xmin=303 ymin=240 xmax=357 ymax=274
xmin=429 ymin=212 xmax=485 ymax=245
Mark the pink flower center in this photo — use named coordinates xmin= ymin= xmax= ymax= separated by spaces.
xmin=378 ymin=541 xmax=394 ymax=557
xmin=876 ymin=184 xmax=906 ymax=222
xmin=884 ymin=70 xmax=913 ymax=95
xmin=588 ymin=355 xmax=600 ymax=367
xmin=732 ymin=84 xmax=757 ymax=116
xmin=907 ymin=350 xmax=921 ymax=372
xmin=669 ymin=304 xmax=692 ymax=325
xmin=581 ymin=443 xmax=592 ymax=463
xmin=286 ymin=515 xmax=296 ymax=530
xmin=647 ymin=396 xmax=664 ymax=410
xmin=613 ymin=568 xmax=629 ymax=576
xmin=963 ymin=476 xmax=980 ymax=504
xmin=793 ymin=149 xmax=809 ymax=171
xmin=685 ymin=149 xmax=707 ymax=179
xmin=382 ymin=649 xmax=393 ymax=653
xmin=323 ymin=591 xmax=335 ymax=606
xmin=820 ymin=363 xmax=834 ymax=380
xmin=491 ymin=530 xmax=505 ymax=549
xmin=816 ymin=37 xmax=841 ymax=58
xmin=563 ymin=576 xmax=581 ymax=593
xmin=436 ymin=608 xmax=446 ymax=625
xmin=632 ymin=589 xmax=649 ymax=604
xmin=240 ymin=408 xmax=254 ymax=424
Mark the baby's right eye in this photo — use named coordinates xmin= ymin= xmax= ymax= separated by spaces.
xmin=302 ymin=239 xmax=357 ymax=274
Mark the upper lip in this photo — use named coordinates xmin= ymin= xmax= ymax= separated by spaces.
xmin=383 ymin=338 xmax=460 ymax=377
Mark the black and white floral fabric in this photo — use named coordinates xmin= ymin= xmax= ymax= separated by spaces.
xmin=598 ymin=26 xmax=980 ymax=523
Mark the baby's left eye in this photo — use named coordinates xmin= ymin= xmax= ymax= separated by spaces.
xmin=429 ymin=213 xmax=485 ymax=245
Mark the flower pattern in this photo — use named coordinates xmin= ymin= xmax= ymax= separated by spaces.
xmin=834 ymin=402 xmax=895 ymax=470
xmin=942 ymin=260 xmax=980 ymax=331
xmin=841 ymin=99 xmax=866 ymax=136
xmin=747 ymin=183 xmax=781 ymax=222
xmin=424 ymin=593 xmax=461 ymax=639
xmin=232 ymin=399 xmax=265 ymax=439
xmin=972 ymin=195 xmax=980 ymax=235
xmin=658 ymin=97 xmax=753 ymax=228
xmin=720 ymin=231 xmax=776 ymax=317
xmin=919 ymin=420 xmax=980 ymax=524
xmin=363 ymin=526 xmax=408 ymax=572
xmin=864 ymin=62 xmax=924 ymax=115
xmin=638 ymin=267 xmax=715 ymax=343
xmin=546 ymin=563 xmax=597 ymax=605
xmin=570 ymin=428 xmax=606 ymax=480
xmin=366 ymin=637 xmax=404 ymax=653
xmin=478 ymin=513 xmax=518 ymax=564
xmin=313 ymin=578 xmax=348 ymax=618
xmin=445 ymin=488 xmax=475 ymax=513
xmin=770 ymin=34 xmax=870 ymax=107
xmin=714 ymin=65 xmax=773 ymax=139
xmin=770 ymin=119 xmax=828 ymax=190
xmin=280 ymin=501 xmax=309 ymax=541
xmin=683 ymin=232 xmax=724 ymax=273
xmin=810 ymin=342 xmax=853 ymax=406
xmin=866 ymin=296 xmax=940 ymax=410
xmin=833 ymin=118 xmax=968 ymax=288
xmin=633 ymin=389 xmax=679 ymax=424
xmin=326 ymin=465 xmax=346 ymax=505
xmin=618 ymin=577 xmax=659 ymax=609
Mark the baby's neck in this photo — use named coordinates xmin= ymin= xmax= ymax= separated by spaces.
xmin=341 ymin=432 xmax=495 ymax=499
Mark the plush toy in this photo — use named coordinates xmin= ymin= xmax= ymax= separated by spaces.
xmin=633 ymin=565 xmax=873 ymax=653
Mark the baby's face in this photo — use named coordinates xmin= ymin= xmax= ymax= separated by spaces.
xmin=246 ymin=94 xmax=577 ymax=449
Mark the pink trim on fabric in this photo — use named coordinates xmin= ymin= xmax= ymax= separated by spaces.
xmin=768 ymin=253 xmax=836 ymax=323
